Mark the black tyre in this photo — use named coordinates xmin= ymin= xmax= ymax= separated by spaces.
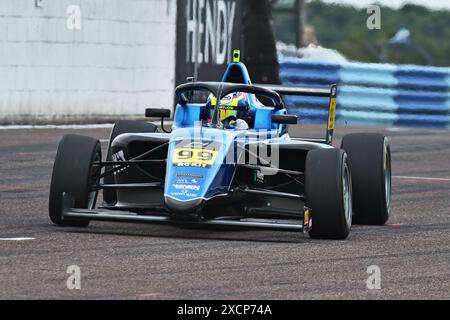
xmin=103 ymin=120 xmax=158 ymax=205
xmin=49 ymin=134 xmax=101 ymax=227
xmin=305 ymin=149 xmax=352 ymax=240
xmin=341 ymin=133 xmax=391 ymax=225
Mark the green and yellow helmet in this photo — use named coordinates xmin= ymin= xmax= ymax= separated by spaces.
xmin=207 ymin=92 xmax=251 ymax=123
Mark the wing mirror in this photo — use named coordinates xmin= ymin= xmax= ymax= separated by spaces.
xmin=145 ymin=108 xmax=171 ymax=133
xmin=272 ymin=114 xmax=297 ymax=125
xmin=145 ymin=108 xmax=171 ymax=118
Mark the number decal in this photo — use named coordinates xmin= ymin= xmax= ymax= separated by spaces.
xmin=197 ymin=151 xmax=213 ymax=162
xmin=177 ymin=149 xmax=193 ymax=160
xmin=173 ymin=148 xmax=218 ymax=167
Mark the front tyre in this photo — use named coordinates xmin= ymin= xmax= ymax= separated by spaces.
xmin=49 ymin=134 xmax=101 ymax=227
xmin=305 ymin=149 xmax=352 ymax=240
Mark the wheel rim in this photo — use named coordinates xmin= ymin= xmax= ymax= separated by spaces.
xmin=342 ymin=160 xmax=352 ymax=227
xmin=384 ymin=139 xmax=391 ymax=212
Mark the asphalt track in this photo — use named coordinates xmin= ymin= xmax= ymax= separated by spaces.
xmin=0 ymin=124 xmax=449 ymax=299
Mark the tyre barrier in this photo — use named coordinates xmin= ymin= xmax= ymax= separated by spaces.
xmin=280 ymin=56 xmax=450 ymax=128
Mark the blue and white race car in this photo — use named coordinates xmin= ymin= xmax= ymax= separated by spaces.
xmin=49 ymin=51 xmax=391 ymax=239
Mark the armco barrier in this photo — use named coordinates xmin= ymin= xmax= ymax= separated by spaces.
xmin=280 ymin=57 xmax=450 ymax=128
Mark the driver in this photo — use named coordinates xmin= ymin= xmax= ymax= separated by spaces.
xmin=204 ymin=92 xmax=254 ymax=129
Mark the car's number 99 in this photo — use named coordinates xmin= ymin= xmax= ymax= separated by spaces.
xmin=173 ymin=148 xmax=217 ymax=167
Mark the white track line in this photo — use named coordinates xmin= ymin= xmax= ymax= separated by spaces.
xmin=385 ymin=127 xmax=410 ymax=132
xmin=393 ymin=175 xmax=450 ymax=182
xmin=0 ymin=237 xmax=35 ymax=241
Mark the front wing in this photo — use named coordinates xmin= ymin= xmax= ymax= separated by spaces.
xmin=62 ymin=193 xmax=307 ymax=232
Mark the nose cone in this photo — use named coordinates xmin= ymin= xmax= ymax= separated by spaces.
xmin=164 ymin=173 xmax=208 ymax=213
xmin=164 ymin=195 xmax=204 ymax=213
xmin=163 ymin=127 xmax=236 ymax=214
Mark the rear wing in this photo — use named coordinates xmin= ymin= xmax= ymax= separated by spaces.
xmin=257 ymin=84 xmax=337 ymax=145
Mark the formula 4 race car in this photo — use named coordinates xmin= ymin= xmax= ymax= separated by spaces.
xmin=49 ymin=51 xmax=391 ymax=239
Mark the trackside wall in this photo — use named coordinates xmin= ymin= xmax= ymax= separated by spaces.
xmin=0 ymin=0 xmax=176 ymax=124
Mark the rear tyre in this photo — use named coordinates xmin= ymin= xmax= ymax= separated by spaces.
xmin=103 ymin=120 xmax=158 ymax=205
xmin=49 ymin=134 xmax=101 ymax=227
xmin=341 ymin=133 xmax=391 ymax=225
xmin=305 ymin=149 xmax=352 ymax=240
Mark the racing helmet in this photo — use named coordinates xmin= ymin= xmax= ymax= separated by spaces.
xmin=206 ymin=91 xmax=251 ymax=126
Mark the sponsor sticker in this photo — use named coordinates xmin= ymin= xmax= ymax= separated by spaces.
xmin=303 ymin=208 xmax=310 ymax=226
xmin=303 ymin=208 xmax=312 ymax=233
xmin=176 ymin=173 xmax=204 ymax=179
xmin=111 ymin=150 xmax=129 ymax=174
xmin=170 ymin=190 xmax=198 ymax=197
xmin=327 ymin=97 xmax=336 ymax=130
xmin=172 ymin=184 xmax=200 ymax=191
xmin=255 ymin=170 xmax=264 ymax=184
xmin=175 ymin=177 xmax=201 ymax=185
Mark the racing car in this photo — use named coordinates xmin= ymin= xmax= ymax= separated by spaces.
xmin=49 ymin=50 xmax=391 ymax=239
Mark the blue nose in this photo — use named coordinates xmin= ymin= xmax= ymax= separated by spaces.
xmin=164 ymin=195 xmax=204 ymax=213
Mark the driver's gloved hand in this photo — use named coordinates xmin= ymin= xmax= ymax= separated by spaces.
xmin=222 ymin=116 xmax=236 ymax=129
xmin=229 ymin=119 xmax=249 ymax=130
